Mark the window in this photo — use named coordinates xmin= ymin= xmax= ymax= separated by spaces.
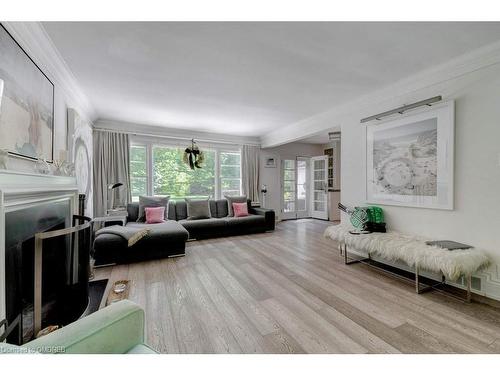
xmin=130 ymin=145 xmax=148 ymax=201
xmin=282 ymin=159 xmax=296 ymax=213
xmin=220 ymin=151 xmax=241 ymax=197
xmin=153 ymin=146 xmax=216 ymax=200
xmin=129 ymin=142 xmax=241 ymax=201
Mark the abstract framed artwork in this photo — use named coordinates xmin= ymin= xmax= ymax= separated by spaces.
xmin=366 ymin=100 xmax=454 ymax=210
xmin=0 ymin=23 xmax=55 ymax=161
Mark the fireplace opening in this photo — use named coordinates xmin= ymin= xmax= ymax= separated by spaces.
xmin=5 ymin=200 xmax=90 ymax=344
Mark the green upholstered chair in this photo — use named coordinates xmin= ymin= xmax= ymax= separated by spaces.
xmin=0 ymin=300 xmax=157 ymax=354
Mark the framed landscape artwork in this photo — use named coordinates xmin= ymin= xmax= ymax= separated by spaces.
xmin=366 ymin=100 xmax=454 ymax=210
xmin=0 ymin=24 xmax=54 ymax=161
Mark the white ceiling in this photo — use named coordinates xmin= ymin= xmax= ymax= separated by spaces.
xmin=43 ymin=22 xmax=500 ymax=138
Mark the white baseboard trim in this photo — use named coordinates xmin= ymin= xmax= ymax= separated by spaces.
xmin=346 ymin=248 xmax=500 ymax=302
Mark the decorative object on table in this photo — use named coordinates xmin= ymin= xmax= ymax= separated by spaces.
xmin=366 ymin=100 xmax=454 ymax=210
xmin=0 ymin=148 xmax=8 ymax=169
xmin=261 ymin=184 xmax=267 ymax=208
xmin=107 ymin=182 xmax=123 ymax=212
xmin=365 ymin=206 xmax=387 ymax=233
xmin=183 ymin=139 xmax=204 ymax=170
xmin=264 ymin=156 xmax=276 ymax=168
xmin=0 ymin=24 xmax=54 ymax=162
xmin=35 ymin=325 xmax=59 ymax=339
xmin=67 ymin=108 xmax=94 ymax=216
xmin=34 ymin=156 xmax=50 ymax=174
xmin=106 ymin=280 xmax=130 ymax=306
xmin=338 ymin=202 xmax=370 ymax=234
xmin=52 ymin=158 xmax=66 ymax=175
xmin=113 ymin=282 xmax=127 ymax=293
xmin=65 ymin=161 xmax=75 ymax=177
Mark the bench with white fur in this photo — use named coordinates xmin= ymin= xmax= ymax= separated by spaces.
xmin=324 ymin=224 xmax=491 ymax=301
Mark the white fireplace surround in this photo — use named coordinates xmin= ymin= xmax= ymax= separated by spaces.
xmin=0 ymin=170 xmax=78 ymax=332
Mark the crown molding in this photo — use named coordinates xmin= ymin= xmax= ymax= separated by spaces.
xmin=94 ymin=119 xmax=261 ymax=146
xmin=261 ymin=39 xmax=500 ymax=148
xmin=2 ymin=22 xmax=96 ymax=123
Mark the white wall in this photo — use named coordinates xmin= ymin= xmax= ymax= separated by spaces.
xmin=341 ymin=64 xmax=500 ymax=268
xmin=260 ymin=142 xmax=324 ymax=219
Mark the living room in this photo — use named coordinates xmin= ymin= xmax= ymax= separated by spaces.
xmin=1 ymin=0 xmax=500 ymax=373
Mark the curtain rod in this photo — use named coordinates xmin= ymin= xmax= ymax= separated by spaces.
xmin=360 ymin=95 xmax=442 ymax=124
xmin=93 ymin=127 xmax=261 ymax=147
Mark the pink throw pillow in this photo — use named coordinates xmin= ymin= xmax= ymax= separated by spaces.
xmin=232 ymin=202 xmax=248 ymax=218
xmin=145 ymin=206 xmax=165 ymax=224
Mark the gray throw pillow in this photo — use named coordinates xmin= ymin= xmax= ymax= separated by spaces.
xmin=225 ymin=195 xmax=247 ymax=217
xmin=137 ymin=195 xmax=170 ymax=222
xmin=185 ymin=198 xmax=211 ymax=220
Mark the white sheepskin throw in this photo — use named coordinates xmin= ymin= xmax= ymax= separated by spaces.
xmin=324 ymin=224 xmax=491 ymax=281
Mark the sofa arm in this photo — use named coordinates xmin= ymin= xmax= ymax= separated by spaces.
xmin=249 ymin=207 xmax=275 ymax=231
xmin=23 ymin=300 xmax=146 ymax=354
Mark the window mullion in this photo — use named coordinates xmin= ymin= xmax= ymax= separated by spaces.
xmin=215 ymin=150 xmax=221 ymax=199
xmin=147 ymin=143 xmax=153 ymax=196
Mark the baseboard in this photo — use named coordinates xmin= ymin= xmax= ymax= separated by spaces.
xmin=347 ymin=248 xmax=500 ymax=302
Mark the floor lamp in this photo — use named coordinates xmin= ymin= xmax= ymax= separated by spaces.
xmin=261 ymin=184 xmax=267 ymax=208
xmin=107 ymin=182 xmax=123 ymax=214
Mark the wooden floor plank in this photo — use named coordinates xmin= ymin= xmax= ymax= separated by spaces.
xmin=96 ymin=219 xmax=500 ymax=354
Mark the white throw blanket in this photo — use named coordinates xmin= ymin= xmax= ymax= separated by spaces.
xmin=324 ymin=224 xmax=491 ymax=281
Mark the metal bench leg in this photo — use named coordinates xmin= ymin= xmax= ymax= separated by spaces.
xmin=415 ymin=265 xmax=420 ymax=293
xmin=343 ymin=244 xmax=369 ymax=265
xmin=466 ymin=275 xmax=472 ymax=303
xmin=415 ymin=266 xmax=447 ymax=294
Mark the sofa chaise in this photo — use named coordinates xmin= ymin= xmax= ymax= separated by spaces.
xmin=93 ymin=199 xmax=274 ymax=265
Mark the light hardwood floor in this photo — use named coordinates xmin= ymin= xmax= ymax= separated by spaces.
xmin=95 ymin=219 xmax=500 ymax=353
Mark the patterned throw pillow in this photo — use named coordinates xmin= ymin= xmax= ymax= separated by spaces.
xmin=232 ymin=202 xmax=249 ymax=217
xmin=225 ymin=195 xmax=247 ymax=216
xmin=145 ymin=206 xmax=165 ymax=224
xmin=137 ymin=196 xmax=170 ymax=222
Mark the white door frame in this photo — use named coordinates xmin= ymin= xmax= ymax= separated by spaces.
xmin=281 ymin=157 xmax=310 ymax=220
xmin=295 ymin=157 xmax=309 ymax=219
xmin=310 ymin=155 xmax=329 ymax=220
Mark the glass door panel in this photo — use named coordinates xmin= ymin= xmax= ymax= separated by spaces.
xmin=282 ymin=157 xmax=310 ymax=220
xmin=282 ymin=159 xmax=296 ymax=219
xmin=310 ymin=156 xmax=328 ymax=220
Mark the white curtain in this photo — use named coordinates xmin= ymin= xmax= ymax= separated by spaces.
xmin=93 ymin=131 xmax=132 ymax=217
xmin=241 ymin=145 xmax=260 ymax=204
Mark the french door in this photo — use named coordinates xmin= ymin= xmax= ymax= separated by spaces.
xmin=281 ymin=157 xmax=309 ymax=220
xmin=310 ymin=156 xmax=329 ymax=220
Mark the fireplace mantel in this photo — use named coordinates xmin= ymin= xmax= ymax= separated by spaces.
xmin=0 ymin=169 xmax=79 ymax=335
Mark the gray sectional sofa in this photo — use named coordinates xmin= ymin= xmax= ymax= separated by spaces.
xmin=93 ymin=199 xmax=274 ymax=265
